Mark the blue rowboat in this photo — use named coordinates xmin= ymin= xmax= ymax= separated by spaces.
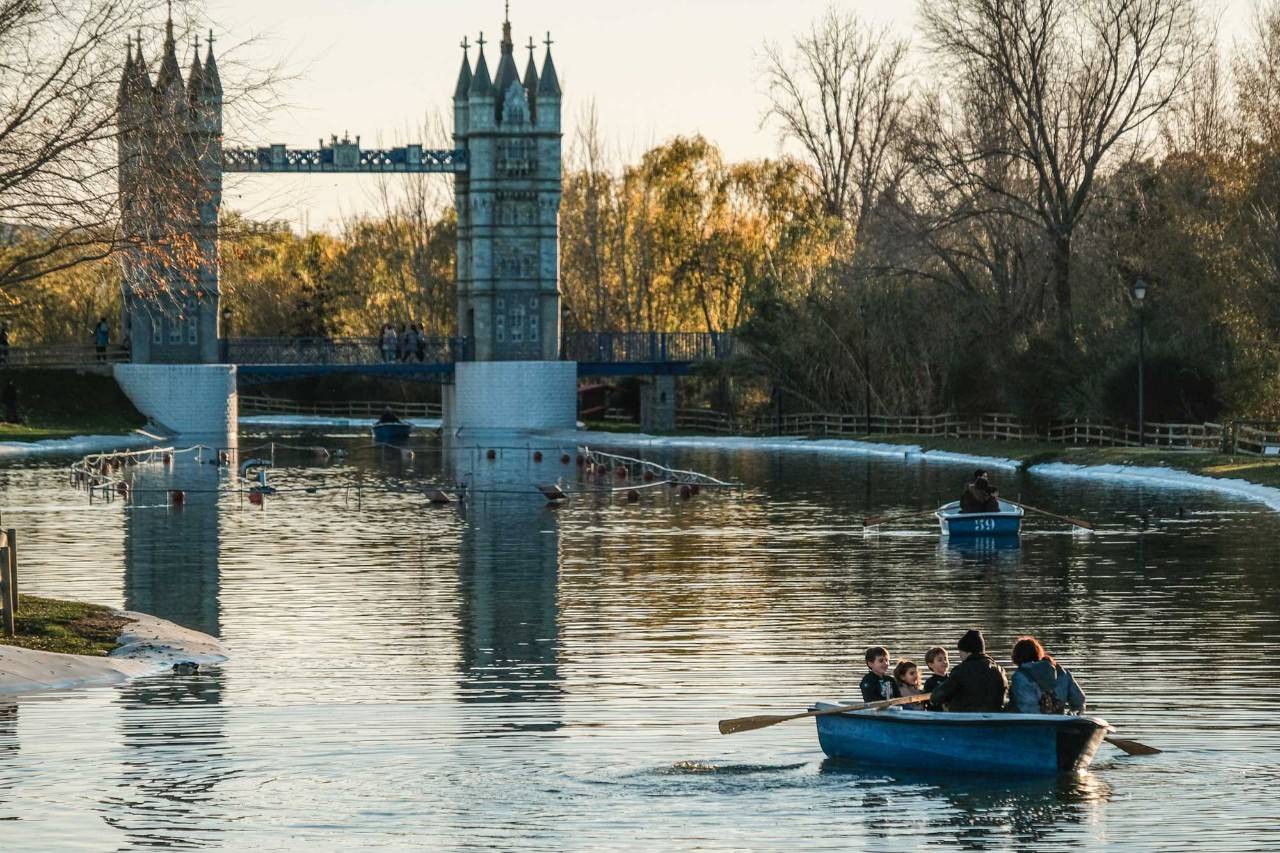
xmin=936 ymin=499 xmax=1024 ymax=537
xmin=812 ymin=703 xmax=1112 ymax=775
xmin=371 ymin=421 xmax=412 ymax=445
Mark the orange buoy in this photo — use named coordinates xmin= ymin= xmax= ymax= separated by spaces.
xmin=248 ymin=491 xmax=264 ymax=506
xmin=561 ymin=453 xmax=571 ymax=465
xmin=615 ymin=466 xmax=627 ymax=478
xmin=679 ymin=484 xmax=692 ymax=500
xmin=486 ymin=449 xmax=496 ymax=461
xmin=162 ymin=453 xmax=172 ymax=465
xmin=170 ymin=489 xmax=185 ymax=506
xmin=691 ymin=484 xmax=702 ymax=496
xmin=627 ymin=489 xmax=640 ymax=503
xmin=533 ymin=451 xmax=543 ymax=463
xmin=643 ymin=471 xmax=654 ymax=482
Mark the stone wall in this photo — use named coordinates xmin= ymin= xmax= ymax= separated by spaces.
xmin=113 ymin=364 xmax=237 ymax=437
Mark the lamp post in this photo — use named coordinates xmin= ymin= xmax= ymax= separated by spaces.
xmin=860 ymin=301 xmax=872 ymax=436
xmin=1133 ymin=278 xmax=1147 ymax=447
xmin=220 ymin=306 xmax=232 ymax=364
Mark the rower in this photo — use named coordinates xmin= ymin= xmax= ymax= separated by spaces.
xmin=959 ymin=469 xmax=1000 ymax=513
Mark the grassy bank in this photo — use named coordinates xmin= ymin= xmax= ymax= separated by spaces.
xmin=1 ymin=595 xmax=132 ymax=656
xmin=0 ymin=369 xmax=145 ymax=440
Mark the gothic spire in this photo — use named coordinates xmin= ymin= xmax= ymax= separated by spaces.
xmin=119 ymin=36 xmax=133 ymax=103
xmin=493 ymin=5 xmax=520 ymax=97
xmin=131 ymin=30 xmax=152 ymax=93
xmin=203 ymin=30 xmax=221 ymax=97
xmin=454 ymin=36 xmax=473 ymax=99
xmin=156 ymin=2 xmax=183 ymax=97
xmin=469 ymin=32 xmax=493 ymax=97
xmin=188 ymin=35 xmax=205 ymax=100
xmin=522 ymin=35 xmax=539 ymax=95
xmin=538 ymin=32 xmax=560 ymax=97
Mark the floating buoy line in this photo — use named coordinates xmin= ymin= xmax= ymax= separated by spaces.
xmin=67 ymin=441 xmax=741 ymax=509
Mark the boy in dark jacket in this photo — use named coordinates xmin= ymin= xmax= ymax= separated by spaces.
xmin=922 ymin=646 xmax=949 ymax=710
xmin=928 ymin=630 xmax=1007 ymax=712
xmin=859 ymin=645 xmax=899 ymax=703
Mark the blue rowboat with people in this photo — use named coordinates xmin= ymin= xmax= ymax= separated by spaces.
xmin=371 ymin=408 xmax=412 ymax=445
xmin=811 ymin=703 xmax=1112 ymax=775
xmin=936 ymin=499 xmax=1024 ymax=537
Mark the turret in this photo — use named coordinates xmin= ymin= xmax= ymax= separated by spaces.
xmin=453 ymin=39 xmax=472 ymax=136
xmin=537 ymin=35 xmax=561 ymax=133
xmin=493 ymin=10 xmax=522 ymax=123
xmin=468 ymin=34 xmax=495 ymax=131
xmin=522 ymin=39 xmax=539 ymax=123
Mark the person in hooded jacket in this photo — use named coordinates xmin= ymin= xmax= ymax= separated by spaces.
xmin=1006 ymin=636 xmax=1086 ymax=714
xmin=927 ymin=629 xmax=1008 ymax=712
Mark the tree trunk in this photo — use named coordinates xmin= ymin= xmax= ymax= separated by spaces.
xmin=1052 ymin=233 xmax=1074 ymax=352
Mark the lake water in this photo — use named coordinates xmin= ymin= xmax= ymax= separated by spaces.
xmin=1 ymin=431 xmax=1278 ymax=851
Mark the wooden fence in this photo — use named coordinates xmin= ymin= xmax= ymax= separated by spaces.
xmin=239 ymin=395 xmax=442 ymax=419
xmin=668 ymin=409 xmax=1265 ymax=452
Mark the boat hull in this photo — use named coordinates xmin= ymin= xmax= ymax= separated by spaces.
xmin=936 ymin=500 xmax=1024 ymax=537
xmin=813 ymin=705 xmax=1110 ymax=775
xmin=371 ymin=422 xmax=412 ymax=444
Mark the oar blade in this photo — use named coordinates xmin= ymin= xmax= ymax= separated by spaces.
xmin=718 ymin=714 xmax=793 ymax=735
xmin=1106 ymin=736 xmax=1162 ymax=756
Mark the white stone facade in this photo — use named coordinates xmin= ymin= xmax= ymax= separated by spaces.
xmin=448 ymin=361 xmax=576 ymax=432
xmin=113 ymin=364 xmax=238 ymax=437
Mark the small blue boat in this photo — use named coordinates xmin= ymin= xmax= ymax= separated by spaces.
xmin=936 ymin=499 xmax=1024 ymax=537
xmin=812 ymin=704 xmax=1111 ymax=775
xmin=371 ymin=420 xmax=412 ymax=445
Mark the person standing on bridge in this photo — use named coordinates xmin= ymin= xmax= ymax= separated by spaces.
xmin=414 ymin=323 xmax=427 ymax=362
xmin=380 ymin=323 xmax=397 ymax=362
xmin=93 ymin=318 xmax=110 ymax=361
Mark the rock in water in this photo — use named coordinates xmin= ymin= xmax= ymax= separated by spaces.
xmin=172 ymin=661 xmax=200 ymax=675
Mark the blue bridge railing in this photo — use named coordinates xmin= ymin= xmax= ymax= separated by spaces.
xmin=560 ymin=332 xmax=734 ymax=363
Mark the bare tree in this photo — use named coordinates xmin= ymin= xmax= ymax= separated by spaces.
xmin=761 ymin=6 xmax=910 ymax=234
xmin=1236 ymin=1 xmax=1280 ymax=150
xmin=918 ymin=0 xmax=1201 ymax=351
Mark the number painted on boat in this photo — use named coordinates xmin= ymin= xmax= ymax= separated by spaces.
xmin=974 ymin=518 xmax=996 ymax=531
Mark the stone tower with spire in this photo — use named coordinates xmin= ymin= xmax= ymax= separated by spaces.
xmin=117 ymin=9 xmax=223 ymax=364
xmin=453 ymin=7 xmax=562 ymax=361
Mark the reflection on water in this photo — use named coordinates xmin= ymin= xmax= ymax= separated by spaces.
xmin=0 ymin=435 xmax=1275 ymax=849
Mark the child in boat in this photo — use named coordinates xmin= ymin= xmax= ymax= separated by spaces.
xmin=922 ymin=646 xmax=949 ymax=710
xmin=859 ymin=646 xmax=899 ymax=703
xmin=893 ymin=660 xmax=926 ymax=709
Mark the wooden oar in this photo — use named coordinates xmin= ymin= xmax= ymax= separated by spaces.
xmin=1105 ymin=736 xmax=1161 ymax=755
xmin=863 ymin=508 xmax=936 ymax=528
xmin=1004 ymin=499 xmax=1096 ymax=531
xmin=718 ymin=692 xmax=932 ymax=735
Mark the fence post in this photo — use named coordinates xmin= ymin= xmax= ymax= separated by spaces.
xmin=0 ymin=545 xmax=12 ymax=638
xmin=4 ymin=530 xmax=13 ymax=607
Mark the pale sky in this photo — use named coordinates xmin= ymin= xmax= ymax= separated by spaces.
xmin=193 ymin=0 xmax=1257 ymax=232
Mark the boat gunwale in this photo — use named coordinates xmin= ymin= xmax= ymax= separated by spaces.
xmin=935 ymin=500 xmax=1025 ymax=520
xmin=809 ymin=704 xmax=1111 ymax=732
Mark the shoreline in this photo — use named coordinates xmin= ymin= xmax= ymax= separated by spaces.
xmin=561 ymin=428 xmax=1280 ymax=514
xmin=0 ymin=607 xmax=226 ymax=695
xmin=0 ymin=428 xmax=164 ymax=460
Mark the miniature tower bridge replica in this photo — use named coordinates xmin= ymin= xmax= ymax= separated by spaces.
xmin=115 ymin=7 xmax=573 ymax=436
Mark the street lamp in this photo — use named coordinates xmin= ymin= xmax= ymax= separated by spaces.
xmin=1133 ymin=278 xmax=1147 ymax=447
xmin=860 ymin=301 xmax=872 ymax=436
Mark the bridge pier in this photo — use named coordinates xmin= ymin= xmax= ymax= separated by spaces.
xmin=113 ymin=364 xmax=238 ymax=438
xmin=640 ymin=375 xmax=677 ymax=433
xmin=444 ymin=361 xmax=577 ymax=434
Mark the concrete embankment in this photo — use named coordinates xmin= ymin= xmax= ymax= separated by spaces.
xmin=0 ymin=610 xmax=226 ymax=695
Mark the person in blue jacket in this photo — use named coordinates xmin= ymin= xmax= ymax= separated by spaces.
xmin=1007 ymin=636 xmax=1086 ymax=714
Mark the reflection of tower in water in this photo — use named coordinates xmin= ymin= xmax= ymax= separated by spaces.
xmin=111 ymin=456 xmax=229 ymax=844
xmin=122 ymin=455 xmax=223 ymax=636
xmin=449 ymin=439 xmax=564 ymax=731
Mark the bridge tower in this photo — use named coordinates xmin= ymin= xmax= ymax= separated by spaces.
xmin=453 ymin=11 xmax=562 ymax=362
xmin=117 ymin=10 xmax=223 ymax=365
xmin=444 ymin=9 xmax=576 ymax=433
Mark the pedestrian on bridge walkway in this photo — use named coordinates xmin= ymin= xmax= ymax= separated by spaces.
xmin=94 ymin=318 xmax=110 ymax=361
xmin=380 ymin=323 xmax=397 ymax=362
